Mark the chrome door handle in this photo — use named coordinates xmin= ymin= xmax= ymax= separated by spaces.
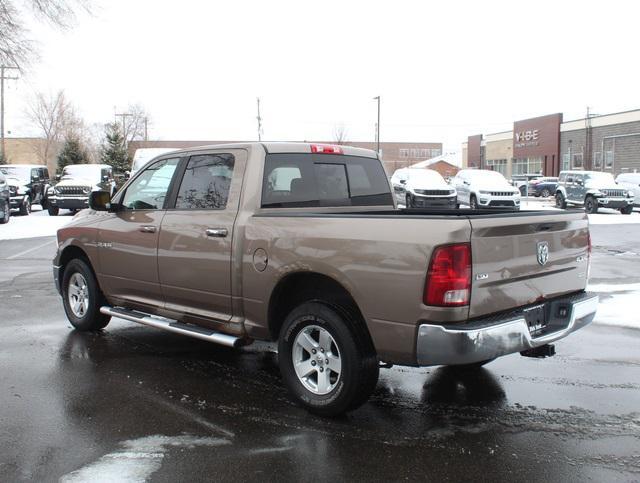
xmin=206 ymin=228 xmax=228 ymax=238
xmin=139 ymin=225 xmax=156 ymax=233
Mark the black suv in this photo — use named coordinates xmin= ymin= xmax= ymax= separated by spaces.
xmin=0 ymin=171 xmax=10 ymax=224
xmin=0 ymin=164 xmax=52 ymax=215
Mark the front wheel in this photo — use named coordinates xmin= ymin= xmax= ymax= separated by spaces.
xmin=278 ymin=302 xmax=379 ymax=416
xmin=469 ymin=194 xmax=478 ymax=210
xmin=621 ymin=205 xmax=634 ymax=215
xmin=0 ymin=202 xmax=10 ymax=224
xmin=48 ymin=205 xmax=59 ymax=216
xmin=555 ymin=192 xmax=567 ymax=209
xmin=541 ymin=188 xmax=551 ymax=198
xmin=19 ymin=198 xmax=31 ymax=216
xmin=62 ymin=258 xmax=111 ymax=331
xmin=585 ymin=196 xmax=598 ymax=214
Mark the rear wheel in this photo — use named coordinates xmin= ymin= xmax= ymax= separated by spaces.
xmin=621 ymin=205 xmax=634 ymax=215
xmin=555 ymin=192 xmax=567 ymax=209
xmin=541 ymin=188 xmax=551 ymax=198
xmin=19 ymin=198 xmax=31 ymax=216
xmin=62 ymin=258 xmax=110 ymax=331
xmin=278 ymin=301 xmax=379 ymax=416
xmin=48 ymin=205 xmax=59 ymax=216
xmin=469 ymin=194 xmax=478 ymax=210
xmin=585 ymin=196 xmax=598 ymax=214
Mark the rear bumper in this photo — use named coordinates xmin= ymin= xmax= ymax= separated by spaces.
xmin=416 ymin=292 xmax=598 ymax=366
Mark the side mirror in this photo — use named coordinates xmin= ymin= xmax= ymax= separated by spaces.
xmin=400 ymin=179 xmax=406 ymax=184
xmin=102 ymin=175 xmax=110 ymax=183
xmin=89 ymin=191 xmax=112 ymax=211
xmin=576 ymin=179 xmax=584 ymax=186
xmin=55 ymin=174 xmax=61 ymax=181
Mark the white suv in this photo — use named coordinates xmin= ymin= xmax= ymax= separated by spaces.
xmin=616 ymin=173 xmax=640 ymax=208
xmin=390 ymin=168 xmax=457 ymax=209
xmin=453 ymin=169 xmax=521 ymax=210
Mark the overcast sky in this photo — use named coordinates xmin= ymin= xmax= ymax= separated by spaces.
xmin=4 ymin=0 xmax=640 ymax=153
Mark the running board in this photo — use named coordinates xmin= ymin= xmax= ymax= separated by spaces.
xmin=100 ymin=306 xmax=243 ymax=348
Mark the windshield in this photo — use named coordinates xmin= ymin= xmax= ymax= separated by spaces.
xmin=469 ymin=170 xmax=508 ymax=183
xmin=585 ymin=172 xmax=615 ymax=186
xmin=408 ymin=169 xmax=444 ymax=182
xmin=0 ymin=166 xmax=30 ymax=183
xmin=61 ymin=165 xmax=102 ymax=183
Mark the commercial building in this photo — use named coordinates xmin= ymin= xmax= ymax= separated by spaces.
xmin=129 ymin=140 xmax=443 ymax=175
xmin=462 ymin=109 xmax=640 ymax=177
xmin=1 ymin=137 xmax=59 ymax=174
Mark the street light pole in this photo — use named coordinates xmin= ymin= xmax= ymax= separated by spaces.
xmin=373 ymin=96 xmax=380 ymax=155
xmin=1 ymin=65 xmax=19 ymax=161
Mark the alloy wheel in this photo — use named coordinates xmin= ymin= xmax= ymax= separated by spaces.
xmin=292 ymin=325 xmax=342 ymax=395
xmin=68 ymin=272 xmax=90 ymax=318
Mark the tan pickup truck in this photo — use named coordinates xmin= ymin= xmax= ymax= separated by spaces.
xmin=53 ymin=142 xmax=598 ymax=415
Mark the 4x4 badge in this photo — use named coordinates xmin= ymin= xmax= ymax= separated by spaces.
xmin=537 ymin=241 xmax=549 ymax=266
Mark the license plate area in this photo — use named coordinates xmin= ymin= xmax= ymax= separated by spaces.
xmin=523 ymin=304 xmax=548 ymax=337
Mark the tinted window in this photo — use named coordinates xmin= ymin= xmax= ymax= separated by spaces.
xmin=175 ymin=154 xmax=235 ymax=209
xmin=261 ymin=153 xmax=392 ymax=208
xmin=122 ymin=158 xmax=180 ymax=210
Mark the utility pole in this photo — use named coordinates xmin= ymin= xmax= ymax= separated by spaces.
xmin=373 ymin=96 xmax=381 ymax=156
xmin=256 ymin=97 xmax=263 ymax=141
xmin=144 ymin=117 xmax=148 ymax=141
xmin=114 ymin=112 xmax=133 ymax=151
xmin=1 ymin=65 xmax=19 ymax=161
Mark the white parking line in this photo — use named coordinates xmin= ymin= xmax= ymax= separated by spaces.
xmin=6 ymin=239 xmax=55 ymax=260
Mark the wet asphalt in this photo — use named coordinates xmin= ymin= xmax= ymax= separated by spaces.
xmin=0 ymin=221 xmax=639 ymax=482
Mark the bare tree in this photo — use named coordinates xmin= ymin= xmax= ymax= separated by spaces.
xmin=116 ymin=103 xmax=150 ymax=144
xmin=333 ymin=124 xmax=348 ymax=145
xmin=1 ymin=0 xmax=90 ymax=70
xmin=24 ymin=90 xmax=74 ymax=165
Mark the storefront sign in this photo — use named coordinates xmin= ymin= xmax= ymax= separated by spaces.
xmin=515 ymin=129 xmax=539 ymax=148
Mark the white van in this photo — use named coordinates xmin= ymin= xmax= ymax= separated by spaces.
xmin=130 ymin=148 xmax=178 ymax=177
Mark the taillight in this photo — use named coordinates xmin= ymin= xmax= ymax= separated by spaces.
xmin=310 ymin=144 xmax=343 ymax=154
xmin=424 ymin=243 xmax=471 ymax=307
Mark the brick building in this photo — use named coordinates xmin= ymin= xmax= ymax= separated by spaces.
xmin=462 ymin=108 xmax=640 ymax=177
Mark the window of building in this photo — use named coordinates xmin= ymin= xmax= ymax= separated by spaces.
xmin=593 ymin=151 xmax=602 ymax=169
xmin=604 ymin=150 xmax=614 ymax=169
xmin=572 ymin=153 xmax=583 ymax=169
xmin=399 ymin=149 xmax=409 ymax=158
xmin=486 ymin=159 xmax=508 ymax=176
xmin=562 ymin=154 xmax=570 ymax=171
xmin=175 ymin=154 xmax=235 ymax=210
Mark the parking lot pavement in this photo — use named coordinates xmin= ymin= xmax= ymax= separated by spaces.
xmin=1 ymin=222 xmax=639 ymax=481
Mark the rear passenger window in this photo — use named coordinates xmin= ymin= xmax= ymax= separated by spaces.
xmin=175 ymin=154 xmax=235 ymax=209
xmin=261 ymin=153 xmax=392 ymax=208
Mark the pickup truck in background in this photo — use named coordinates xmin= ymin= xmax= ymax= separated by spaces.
xmin=47 ymin=164 xmax=116 ymax=216
xmin=53 ymin=143 xmax=598 ymax=415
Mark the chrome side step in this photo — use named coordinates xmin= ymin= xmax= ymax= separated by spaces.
xmin=100 ymin=306 xmax=243 ymax=348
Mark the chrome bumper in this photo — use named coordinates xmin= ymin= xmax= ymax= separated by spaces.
xmin=416 ymin=292 xmax=598 ymax=366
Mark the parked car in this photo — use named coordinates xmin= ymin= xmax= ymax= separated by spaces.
xmin=615 ymin=172 xmax=640 ymax=208
xmin=528 ymin=177 xmax=559 ymax=198
xmin=390 ymin=167 xmax=457 ymax=209
xmin=53 ymin=142 xmax=597 ymax=416
xmin=47 ymin=164 xmax=116 ymax=216
xmin=512 ymin=173 xmax=543 ymax=195
xmin=0 ymin=171 xmax=10 ymax=224
xmin=555 ymin=170 xmax=634 ymax=214
xmin=453 ymin=169 xmax=521 ymax=209
xmin=0 ymin=164 xmax=52 ymax=215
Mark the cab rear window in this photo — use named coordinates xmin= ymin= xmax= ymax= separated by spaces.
xmin=261 ymin=153 xmax=392 ymax=208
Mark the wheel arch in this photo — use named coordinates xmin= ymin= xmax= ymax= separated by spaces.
xmin=267 ymin=271 xmax=375 ymax=352
xmin=58 ymin=244 xmax=98 ymax=286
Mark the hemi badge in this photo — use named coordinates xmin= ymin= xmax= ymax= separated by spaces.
xmin=475 ymin=273 xmax=489 ymax=281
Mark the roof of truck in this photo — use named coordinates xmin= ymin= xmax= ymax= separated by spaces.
xmin=153 ymin=142 xmax=379 ymax=159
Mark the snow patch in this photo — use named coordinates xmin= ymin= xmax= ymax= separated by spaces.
xmin=588 ymin=212 xmax=640 ymax=225
xmin=0 ymin=209 xmax=73 ymax=240
xmin=588 ymin=282 xmax=640 ymax=329
xmin=60 ymin=435 xmax=229 ymax=483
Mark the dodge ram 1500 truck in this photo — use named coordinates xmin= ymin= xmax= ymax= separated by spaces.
xmin=53 ymin=142 xmax=598 ymax=416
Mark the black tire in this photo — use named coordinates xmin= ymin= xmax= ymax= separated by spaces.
xmin=448 ymin=358 xmax=496 ymax=371
xmin=0 ymin=202 xmax=9 ymax=224
xmin=585 ymin=196 xmax=598 ymax=214
xmin=19 ymin=198 xmax=31 ymax=216
xmin=620 ymin=205 xmax=633 ymax=215
xmin=541 ymin=188 xmax=550 ymax=198
xmin=48 ymin=205 xmax=59 ymax=216
xmin=405 ymin=194 xmax=412 ymax=208
xmin=61 ymin=258 xmax=110 ymax=331
xmin=278 ymin=301 xmax=379 ymax=417
xmin=455 ymin=203 xmax=460 ymax=209
xmin=470 ymin=194 xmax=478 ymax=210
xmin=555 ymin=192 xmax=567 ymax=209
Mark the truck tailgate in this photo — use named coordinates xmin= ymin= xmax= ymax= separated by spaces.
xmin=468 ymin=212 xmax=590 ymax=319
